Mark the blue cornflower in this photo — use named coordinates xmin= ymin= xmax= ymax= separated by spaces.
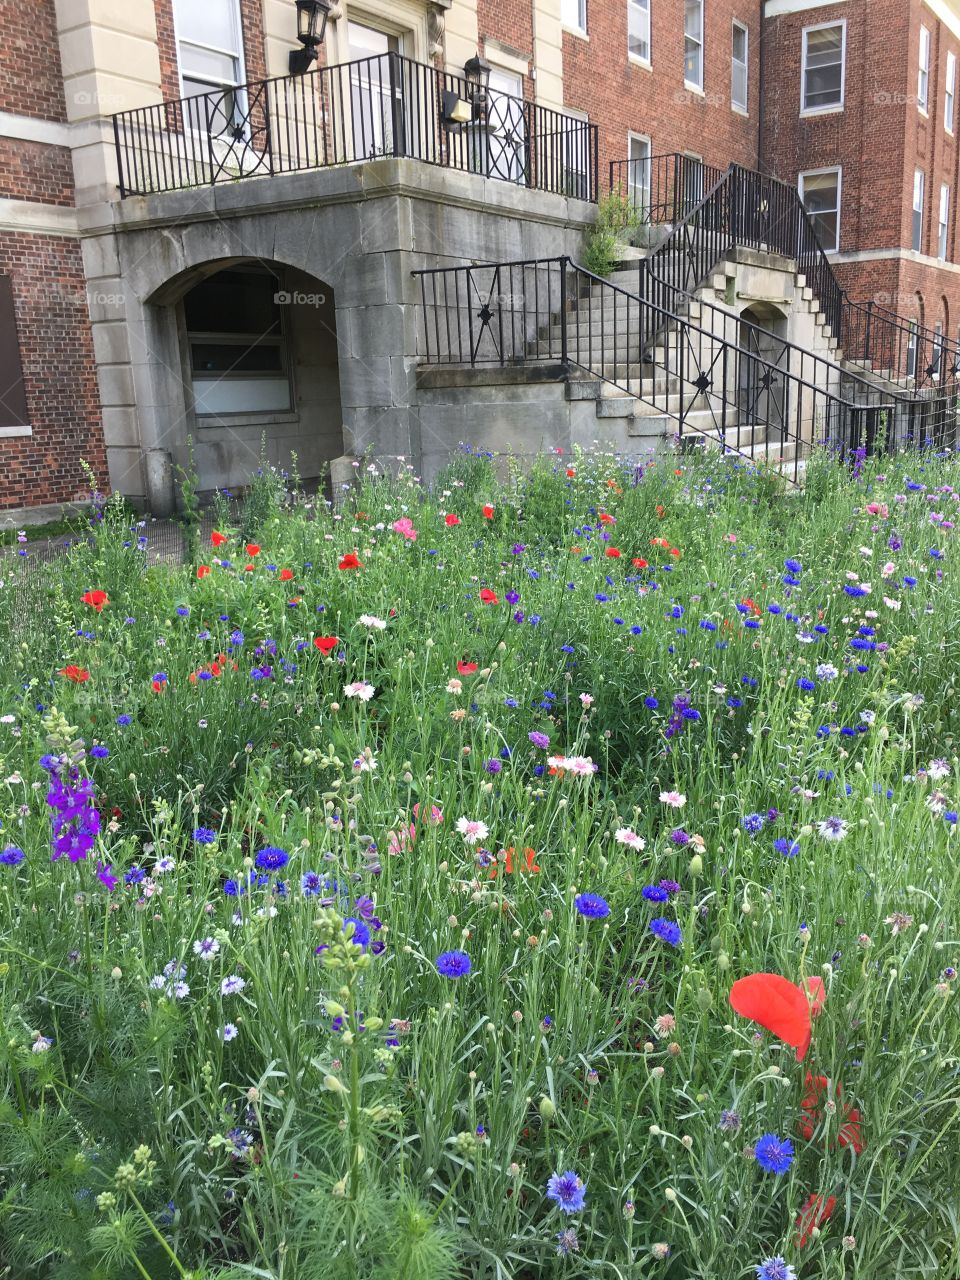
xmin=649 ymin=918 xmax=682 ymax=947
xmin=116 ymin=714 xmax=132 ymax=726
xmin=193 ymin=827 xmax=217 ymax=844
xmin=796 ymin=677 xmax=815 ymax=691
xmin=742 ymin=813 xmax=764 ymax=836
xmin=546 ymin=1170 xmax=586 ymax=1215
xmin=784 ymin=558 xmax=802 ymax=575
xmin=754 ymin=1133 xmax=794 ymax=1175
xmin=642 ymin=885 xmax=669 ymax=903
xmin=152 ymin=672 xmax=167 ymax=685
xmin=773 ymin=837 xmax=800 ymax=858
xmin=342 ymin=917 xmax=371 ymax=950
xmin=223 ymin=879 xmax=246 ymax=897
xmin=755 ymin=1259 xmax=796 ymax=1280
xmin=699 ymin=619 xmax=717 ymax=631
xmin=644 ymin=696 xmax=658 ymax=709
xmin=90 ymin=745 xmax=109 ymax=759
xmin=255 ymin=846 xmax=289 ymax=871
xmin=0 ymin=846 xmax=26 ymax=867
xmin=727 ymin=696 xmax=743 ymax=708
xmin=124 ymin=866 xmax=146 ymax=885
xmin=575 ymin=892 xmax=610 ymax=919
xmin=435 ymin=950 xmax=472 ymax=978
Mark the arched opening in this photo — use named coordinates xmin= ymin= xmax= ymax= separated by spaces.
xmin=738 ymin=303 xmax=790 ymax=440
xmin=147 ymin=257 xmax=343 ymax=500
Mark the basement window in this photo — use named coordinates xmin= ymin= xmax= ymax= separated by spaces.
xmin=799 ymin=167 xmax=841 ymax=254
xmin=801 ymin=22 xmax=845 ymax=113
xmin=185 ymin=268 xmax=291 ymax=417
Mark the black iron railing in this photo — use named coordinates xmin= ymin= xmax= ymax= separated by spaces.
xmin=613 ymin=156 xmax=960 ymax=395
xmin=413 ymin=257 xmax=953 ymax=482
xmin=609 ymin=153 xmax=723 ymax=225
xmin=112 ymin=52 xmax=599 ymax=202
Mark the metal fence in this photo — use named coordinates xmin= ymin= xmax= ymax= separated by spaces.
xmin=113 ymin=52 xmax=599 ymax=202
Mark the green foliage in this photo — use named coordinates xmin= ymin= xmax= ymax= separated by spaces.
xmin=2 ymin=445 xmax=960 ymax=1279
xmin=582 ymin=187 xmax=642 ymax=277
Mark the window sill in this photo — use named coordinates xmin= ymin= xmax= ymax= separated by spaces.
xmin=799 ymin=104 xmax=844 ymax=118
xmin=732 ymin=105 xmax=749 ymax=117
xmin=919 ymin=106 xmax=930 ymax=119
xmin=196 ymin=411 xmax=299 ymax=429
xmin=683 ymin=81 xmax=705 ymax=96
xmin=0 ymin=424 xmax=31 ymax=438
xmin=562 ymin=25 xmax=589 ymax=40
xmin=628 ymin=54 xmax=652 ymax=71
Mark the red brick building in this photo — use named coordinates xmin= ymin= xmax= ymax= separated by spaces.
xmin=2 ymin=0 xmax=960 ymax=516
xmin=0 ymin=0 xmax=106 ymax=518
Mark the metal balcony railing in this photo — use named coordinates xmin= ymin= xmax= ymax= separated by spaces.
xmin=609 ymin=153 xmax=723 ymax=225
xmin=112 ymin=52 xmax=599 ymax=202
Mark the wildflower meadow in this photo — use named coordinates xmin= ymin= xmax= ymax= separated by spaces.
xmin=1 ymin=447 xmax=959 ymax=1280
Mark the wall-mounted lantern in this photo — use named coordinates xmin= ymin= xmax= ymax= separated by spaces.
xmin=289 ymin=0 xmax=332 ymax=76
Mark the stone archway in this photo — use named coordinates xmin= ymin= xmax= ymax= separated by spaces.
xmin=141 ymin=257 xmax=344 ymax=509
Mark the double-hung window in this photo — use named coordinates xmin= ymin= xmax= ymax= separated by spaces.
xmin=174 ymin=0 xmax=245 ymax=134
xmin=919 ymin=25 xmax=931 ymax=112
xmin=628 ymin=0 xmax=650 ymax=64
xmin=732 ymin=22 xmax=749 ymax=113
xmin=939 ymin=184 xmax=951 ymax=259
xmin=799 ymin=168 xmax=841 ymax=254
xmin=801 ymin=22 xmax=845 ymax=113
xmin=913 ymin=170 xmax=926 ymax=252
xmin=562 ymin=0 xmax=587 ymax=34
xmin=0 ymin=276 xmax=29 ymax=431
xmin=684 ymin=0 xmax=704 ymax=90
xmin=947 ymin=51 xmax=956 ymax=132
xmin=627 ymin=134 xmax=651 ymax=217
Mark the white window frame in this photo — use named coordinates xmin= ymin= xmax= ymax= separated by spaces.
xmin=906 ymin=319 xmax=919 ymax=380
xmin=913 ymin=169 xmax=926 ymax=252
xmin=800 ymin=20 xmax=846 ymax=116
xmin=732 ymin=20 xmax=749 ymax=114
xmin=946 ymin=51 xmax=956 ymax=133
xmin=562 ymin=0 xmax=588 ymax=35
xmin=627 ymin=132 xmax=652 ymax=215
xmin=932 ymin=320 xmax=945 ymax=379
xmin=628 ymin=0 xmax=651 ymax=67
xmin=939 ymin=183 xmax=951 ymax=259
xmin=919 ymin=25 xmax=931 ymax=113
xmin=684 ymin=0 xmax=704 ymax=92
xmin=799 ymin=166 xmax=842 ymax=254
xmin=172 ymin=0 xmax=247 ymax=100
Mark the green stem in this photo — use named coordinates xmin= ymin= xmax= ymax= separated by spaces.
xmin=128 ymin=1189 xmax=190 ymax=1279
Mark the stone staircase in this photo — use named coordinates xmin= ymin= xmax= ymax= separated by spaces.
xmin=537 ymin=247 xmax=847 ymax=475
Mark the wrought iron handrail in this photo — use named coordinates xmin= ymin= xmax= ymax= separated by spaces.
xmin=608 ymin=153 xmax=724 ymax=225
xmin=617 ymin=157 xmax=960 ymax=394
xmin=112 ymin=52 xmax=599 ymax=202
xmin=412 ymin=256 xmax=951 ymax=482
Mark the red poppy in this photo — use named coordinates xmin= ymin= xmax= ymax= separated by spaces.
xmin=58 ymin=665 xmax=90 ymax=683
xmin=802 ymin=975 xmax=827 ymax=1017
xmin=489 ymin=846 xmax=541 ymax=879
xmin=795 ymin=1192 xmax=837 ymax=1248
xmin=598 ymin=513 xmax=615 ymax=525
xmin=279 ymin=568 xmax=294 ymax=581
xmin=338 ymin=553 xmax=363 ymax=570
xmin=246 ymin=543 xmax=261 ymax=556
xmin=729 ymin=973 xmax=813 ymax=1060
xmin=669 ymin=547 xmax=681 ymax=558
xmin=566 ymin=468 xmax=576 ymax=478
xmin=81 ymin=590 xmax=109 ymax=612
xmin=211 ymin=531 xmax=227 ymax=547
xmin=479 ymin=589 xmax=498 ymax=604
xmin=196 ymin=565 xmax=211 ymax=579
xmin=457 ymin=659 xmax=478 ymax=675
xmin=152 ymin=678 xmax=166 ymax=693
xmin=314 ymin=636 xmax=339 ymax=655
xmin=800 ymin=1073 xmax=865 ymax=1153
xmin=244 ymin=564 xmax=255 ymax=573
xmin=632 ymin=557 xmax=649 ymax=568
xmin=605 ymin=548 xmax=622 ymax=558
xmin=656 ymin=504 xmax=666 ymax=518
xmin=741 ymin=597 xmax=762 ymax=616
xmin=444 ymin=513 xmax=461 ymax=526
xmin=651 ymin=537 xmax=670 ymax=548
xmin=482 ymin=504 xmax=495 ymax=519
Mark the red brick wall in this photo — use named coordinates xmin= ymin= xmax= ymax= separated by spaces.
xmin=559 ymin=0 xmax=760 ymax=190
xmin=0 ymin=234 xmax=107 ymax=510
xmin=0 ymin=0 xmax=67 ymax=122
xmin=0 ymin=140 xmax=74 ymax=207
xmin=478 ymin=0 xmax=535 ymax=100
